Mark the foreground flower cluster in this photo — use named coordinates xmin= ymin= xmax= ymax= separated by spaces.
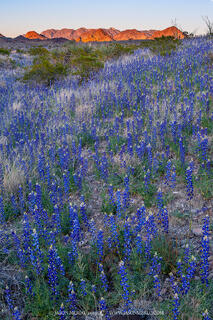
xmin=0 ymin=37 xmax=212 ymax=319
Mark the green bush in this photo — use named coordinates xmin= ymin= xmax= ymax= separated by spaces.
xmin=72 ymin=54 xmax=104 ymax=81
xmin=0 ymin=48 xmax=10 ymax=55
xmin=23 ymin=56 xmax=68 ymax=85
xmin=28 ymin=46 xmax=49 ymax=56
xmin=140 ymin=37 xmax=180 ymax=56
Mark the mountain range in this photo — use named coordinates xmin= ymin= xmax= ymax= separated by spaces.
xmin=0 ymin=26 xmax=185 ymax=43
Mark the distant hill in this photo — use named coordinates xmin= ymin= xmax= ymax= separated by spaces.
xmin=76 ymin=28 xmax=114 ymax=42
xmin=41 ymin=27 xmax=120 ymax=41
xmin=113 ymin=29 xmax=149 ymax=41
xmin=25 ymin=31 xmax=47 ymax=40
xmin=2 ymin=26 xmax=185 ymax=42
xmin=14 ymin=35 xmax=29 ymax=41
xmin=42 ymin=26 xmax=185 ymax=42
xmin=152 ymin=26 xmax=185 ymax=39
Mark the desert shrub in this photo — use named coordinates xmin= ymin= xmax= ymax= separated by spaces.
xmin=98 ymin=43 xmax=136 ymax=60
xmin=0 ymin=48 xmax=10 ymax=55
xmin=140 ymin=37 xmax=180 ymax=56
xmin=28 ymin=46 xmax=49 ymax=56
xmin=72 ymin=54 xmax=104 ymax=81
xmin=23 ymin=56 xmax=68 ymax=85
xmin=16 ymin=48 xmax=26 ymax=54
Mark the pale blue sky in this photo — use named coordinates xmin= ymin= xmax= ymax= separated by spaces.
xmin=0 ymin=0 xmax=213 ymax=37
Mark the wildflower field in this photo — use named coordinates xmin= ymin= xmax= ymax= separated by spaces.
xmin=0 ymin=37 xmax=212 ymax=320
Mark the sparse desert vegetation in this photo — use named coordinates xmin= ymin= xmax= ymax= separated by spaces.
xmin=0 ymin=35 xmax=212 ymax=320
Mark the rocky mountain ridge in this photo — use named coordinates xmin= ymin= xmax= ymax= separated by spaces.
xmin=0 ymin=26 xmax=185 ymax=42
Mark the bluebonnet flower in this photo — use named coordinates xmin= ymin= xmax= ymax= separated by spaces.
xmin=180 ymin=273 xmax=190 ymax=296
xmin=149 ymin=252 xmax=162 ymax=296
xmin=91 ymin=284 xmax=97 ymax=294
xmin=99 ymin=297 xmax=111 ymax=320
xmin=136 ymin=139 xmax=145 ymax=160
xmin=63 ymin=170 xmax=70 ymax=195
xmin=145 ymin=212 xmax=157 ymax=239
xmin=183 ymin=244 xmax=190 ymax=265
xmin=166 ymin=145 xmax=170 ymax=159
xmin=80 ymin=279 xmax=87 ymax=296
xmin=162 ymin=206 xmax=169 ymax=233
xmin=202 ymin=215 xmax=209 ymax=236
xmin=25 ymin=275 xmax=33 ymax=296
xmin=149 ymin=252 xmax=162 ymax=276
xmin=68 ymin=239 xmax=78 ymax=265
xmin=73 ymin=172 xmax=82 ymax=190
xmin=202 ymin=310 xmax=211 ymax=320
xmin=44 ymin=163 xmax=51 ymax=187
xmin=11 ymin=195 xmax=18 ymax=217
xmin=169 ymin=273 xmax=180 ymax=295
xmin=72 ymin=212 xmax=81 ymax=242
xmin=144 ymin=169 xmax=151 ymax=191
xmin=30 ymin=228 xmax=43 ymax=273
xmin=100 ymin=152 xmax=109 ymax=181
xmin=47 ymin=245 xmax=59 ymax=296
xmin=171 ymin=121 xmax=177 ymax=143
xmin=176 ymin=259 xmax=182 ymax=278
xmin=32 ymin=205 xmax=44 ymax=238
xmin=97 ymin=229 xmax=104 ymax=261
xmin=80 ymin=202 xmax=89 ymax=228
xmin=48 ymin=229 xmax=56 ymax=246
xmin=123 ymin=219 xmax=132 ymax=262
xmin=135 ymin=205 xmax=146 ymax=233
xmin=12 ymin=231 xmax=26 ymax=268
xmin=118 ymin=260 xmax=132 ymax=311
xmin=108 ymin=184 xmax=115 ymax=206
xmin=98 ymin=263 xmax=108 ymax=292
xmin=147 ymin=143 xmax=152 ymax=169
xmin=35 ymin=183 xmax=43 ymax=211
xmin=38 ymin=151 xmax=45 ymax=180
xmin=200 ymin=216 xmax=210 ymax=287
xmin=56 ymin=254 xmax=65 ymax=277
xmin=172 ymin=293 xmax=180 ymax=320
xmin=67 ymin=281 xmax=77 ymax=311
xmin=135 ymin=233 xmax=143 ymax=255
xmin=12 ymin=306 xmax=22 ymax=320
xmin=107 ymin=214 xmax=119 ymax=249
xmin=28 ymin=191 xmax=36 ymax=213
xmin=186 ymin=255 xmax=197 ymax=281
xmin=0 ymin=195 xmax=5 ymax=224
xmin=58 ymin=303 xmax=66 ymax=320
xmin=153 ymin=274 xmax=161 ymax=296
xmin=69 ymin=203 xmax=76 ymax=230
xmin=0 ymin=163 xmax=4 ymax=194
xmin=5 ymin=285 xmax=13 ymax=311
xmin=52 ymin=204 xmax=61 ymax=234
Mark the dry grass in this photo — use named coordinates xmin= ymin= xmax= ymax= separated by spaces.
xmin=3 ymin=162 xmax=25 ymax=195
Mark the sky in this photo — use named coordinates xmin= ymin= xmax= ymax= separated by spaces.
xmin=0 ymin=0 xmax=213 ymax=37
